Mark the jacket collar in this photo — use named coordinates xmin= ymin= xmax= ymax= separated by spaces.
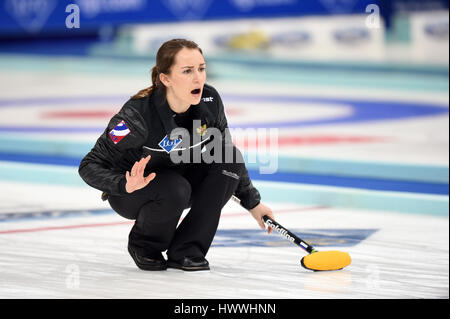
xmin=153 ymin=87 xmax=178 ymax=136
xmin=153 ymin=86 xmax=215 ymax=137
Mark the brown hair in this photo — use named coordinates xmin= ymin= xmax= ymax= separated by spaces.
xmin=131 ymin=39 xmax=203 ymax=99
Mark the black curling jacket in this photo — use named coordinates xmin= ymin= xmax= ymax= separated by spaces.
xmin=78 ymin=84 xmax=261 ymax=210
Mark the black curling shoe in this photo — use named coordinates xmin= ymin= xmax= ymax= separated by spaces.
xmin=167 ymin=256 xmax=210 ymax=271
xmin=128 ymin=245 xmax=167 ymax=271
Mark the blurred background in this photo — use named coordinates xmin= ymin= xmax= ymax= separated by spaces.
xmin=0 ymin=0 xmax=448 ymax=214
xmin=0 ymin=0 xmax=448 ymax=299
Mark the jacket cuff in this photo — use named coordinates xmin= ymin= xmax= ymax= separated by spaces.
xmin=245 ymin=200 xmax=261 ymax=210
xmin=238 ymin=188 xmax=261 ymax=210
xmin=118 ymin=176 xmax=128 ymax=195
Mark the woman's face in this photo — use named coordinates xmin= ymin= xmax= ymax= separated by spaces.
xmin=161 ymin=47 xmax=206 ymax=109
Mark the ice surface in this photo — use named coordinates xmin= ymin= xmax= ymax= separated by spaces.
xmin=0 ymin=183 xmax=447 ymax=299
xmin=0 ymin=56 xmax=448 ymax=299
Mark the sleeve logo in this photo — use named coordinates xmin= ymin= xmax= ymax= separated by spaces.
xmin=109 ymin=120 xmax=130 ymax=144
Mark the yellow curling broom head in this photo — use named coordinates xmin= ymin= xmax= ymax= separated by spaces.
xmin=301 ymin=251 xmax=351 ymax=271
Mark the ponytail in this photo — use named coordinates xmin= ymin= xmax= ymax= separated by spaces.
xmin=131 ymin=66 xmax=161 ymax=99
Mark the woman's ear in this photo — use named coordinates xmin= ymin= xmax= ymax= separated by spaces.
xmin=159 ymin=73 xmax=170 ymax=87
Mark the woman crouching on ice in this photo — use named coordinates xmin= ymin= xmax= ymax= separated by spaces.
xmin=79 ymin=39 xmax=275 ymax=271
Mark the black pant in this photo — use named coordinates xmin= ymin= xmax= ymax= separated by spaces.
xmin=108 ymin=147 xmax=244 ymax=261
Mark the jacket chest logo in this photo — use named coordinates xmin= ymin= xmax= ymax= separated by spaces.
xmin=196 ymin=124 xmax=207 ymax=137
xmin=158 ymin=135 xmax=182 ymax=153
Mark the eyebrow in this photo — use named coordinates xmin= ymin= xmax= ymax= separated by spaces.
xmin=181 ymin=63 xmax=206 ymax=69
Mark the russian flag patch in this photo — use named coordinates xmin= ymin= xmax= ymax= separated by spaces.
xmin=109 ymin=120 xmax=130 ymax=144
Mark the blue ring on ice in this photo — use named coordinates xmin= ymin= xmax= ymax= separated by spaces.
xmin=0 ymin=94 xmax=447 ymax=132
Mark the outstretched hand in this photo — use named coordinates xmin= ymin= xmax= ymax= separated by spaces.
xmin=249 ymin=202 xmax=275 ymax=234
xmin=125 ymin=155 xmax=156 ymax=193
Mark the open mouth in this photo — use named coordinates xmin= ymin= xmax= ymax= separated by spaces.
xmin=191 ymin=88 xmax=201 ymax=95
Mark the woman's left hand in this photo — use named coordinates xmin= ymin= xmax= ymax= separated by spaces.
xmin=249 ymin=203 xmax=275 ymax=234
